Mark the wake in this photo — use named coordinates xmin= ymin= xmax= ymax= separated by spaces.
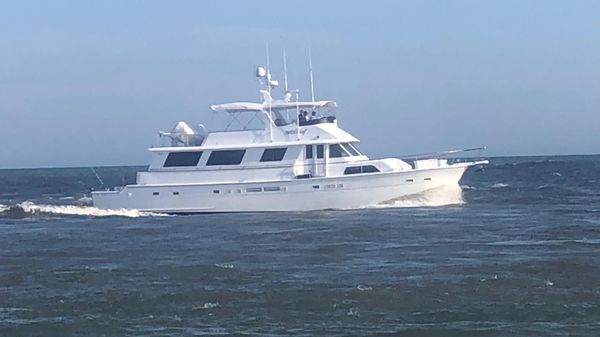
xmin=0 ymin=201 xmax=167 ymax=218
xmin=371 ymin=184 xmax=464 ymax=208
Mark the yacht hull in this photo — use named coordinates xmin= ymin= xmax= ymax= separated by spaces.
xmin=92 ymin=164 xmax=475 ymax=213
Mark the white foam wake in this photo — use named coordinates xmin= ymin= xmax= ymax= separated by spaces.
xmin=14 ymin=201 xmax=168 ymax=218
xmin=371 ymin=184 xmax=464 ymax=208
xmin=491 ymin=183 xmax=510 ymax=188
xmin=77 ymin=196 xmax=93 ymax=206
xmin=0 ymin=204 xmax=8 ymax=212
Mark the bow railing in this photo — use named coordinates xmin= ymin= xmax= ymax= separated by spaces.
xmin=398 ymin=146 xmax=487 ymax=163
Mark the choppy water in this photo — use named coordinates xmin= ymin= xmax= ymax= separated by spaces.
xmin=1 ymin=156 xmax=600 ymax=336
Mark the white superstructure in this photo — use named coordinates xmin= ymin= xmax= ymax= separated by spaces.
xmin=92 ymin=61 xmax=487 ymax=213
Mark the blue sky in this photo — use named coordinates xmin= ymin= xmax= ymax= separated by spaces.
xmin=0 ymin=0 xmax=599 ymax=168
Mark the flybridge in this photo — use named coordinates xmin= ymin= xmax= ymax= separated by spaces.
xmin=159 ymin=49 xmax=339 ymax=148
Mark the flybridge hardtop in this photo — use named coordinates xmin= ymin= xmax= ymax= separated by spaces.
xmin=92 ymin=57 xmax=487 ymax=213
xmin=210 ymin=100 xmax=337 ymax=113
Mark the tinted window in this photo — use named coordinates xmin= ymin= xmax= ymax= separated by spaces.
xmin=260 ymin=148 xmax=287 ymax=162
xmin=207 ymin=150 xmax=246 ymax=165
xmin=329 ymin=144 xmax=350 ymax=158
xmin=344 ymin=166 xmax=362 ymax=175
xmin=164 ymin=151 xmax=202 ymax=167
xmin=246 ymin=187 xmax=262 ymax=193
xmin=305 ymin=145 xmax=313 ymax=159
xmin=344 ymin=165 xmax=380 ymax=175
xmin=362 ymin=165 xmax=380 ymax=173
xmin=344 ymin=143 xmax=361 ymax=156
xmin=317 ymin=145 xmax=324 ymax=159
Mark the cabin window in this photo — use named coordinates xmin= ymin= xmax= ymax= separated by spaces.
xmin=260 ymin=148 xmax=287 ymax=162
xmin=344 ymin=166 xmax=362 ymax=175
xmin=246 ymin=187 xmax=262 ymax=193
xmin=344 ymin=165 xmax=380 ymax=175
xmin=343 ymin=143 xmax=361 ymax=156
xmin=349 ymin=143 xmax=363 ymax=156
xmin=206 ymin=150 xmax=246 ymax=166
xmin=305 ymin=145 xmax=313 ymax=159
xmin=316 ymin=145 xmax=324 ymax=159
xmin=263 ymin=186 xmax=281 ymax=192
xmin=152 ymin=192 xmax=159 ymax=196
xmin=329 ymin=144 xmax=350 ymax=158
xmin=362 ymin=165 xmax=379 ymax=173
xmin=163 ymin=151 xmax=202 ymax=167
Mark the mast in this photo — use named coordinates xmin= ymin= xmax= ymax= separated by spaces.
xmin=291 ymin=89 xmax=300 ymax=140
xmin=283 ymin=48 xmax=289 ymax=93
xmin=266 ymin=43 xmax=273 ymax=142
xmin=308 ymin=48 xmax=315 ymax=102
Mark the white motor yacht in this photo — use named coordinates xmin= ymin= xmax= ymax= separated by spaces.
xmin=92 ymin=61 xmax=487 ymax=213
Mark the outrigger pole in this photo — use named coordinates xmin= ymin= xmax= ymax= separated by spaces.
xmin=308 ymin=48 xmax=315 ymax=103
xmin=266 ymin=43 xmax=273 ymax=142
xmin=282 ymin=49 xmax=300 ymax=140
xmin=283 ymin=48 xmax=289 ymax=93
xmin=283 ymin=48 xmax=291 ymax=123
xmin=294 ymin=89 xmax=300 ymax=140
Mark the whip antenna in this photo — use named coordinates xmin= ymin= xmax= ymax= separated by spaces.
xmin=283 ymin=48 xmax=289 ymax=92
xmin=266 ymin=43 xmax=273 ymax=141
xmin=91 ymin=167 xmax=105 ymax=187
xmin=308 ymin=48 xmax=315 ymax=102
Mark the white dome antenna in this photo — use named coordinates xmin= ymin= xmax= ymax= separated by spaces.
xmin=256 ymin=66 xmax=267 ymax=78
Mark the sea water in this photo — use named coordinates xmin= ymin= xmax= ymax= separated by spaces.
xmin=1 ymin=156 xmax=599 ymax=336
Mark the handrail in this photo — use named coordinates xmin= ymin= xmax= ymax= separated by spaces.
xmin=398 ymin=146 xmax=487 ymax=160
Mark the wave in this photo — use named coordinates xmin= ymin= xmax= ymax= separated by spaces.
xmin=373 ymin=184 xmax=464 ymax=208
xmin=77 ymin=196 xmax=93 ymax=206
xmin=0 ymin=201 xmax=168 ymax=218
xmin=488 ymin=238 xmax=600 ymax=246
xmin=193 ymin=302 xmax=220 ymax=310
xmin=214 ymin=263 xmax=234 ymax=269
xmin=491 ymin=159 xmax=567 ymax=168
xmin=491 ymin=183 xmax=511 ymax=188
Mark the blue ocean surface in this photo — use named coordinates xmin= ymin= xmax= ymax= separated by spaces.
xmin=1 ymin=156 xmax=600 ymax=336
